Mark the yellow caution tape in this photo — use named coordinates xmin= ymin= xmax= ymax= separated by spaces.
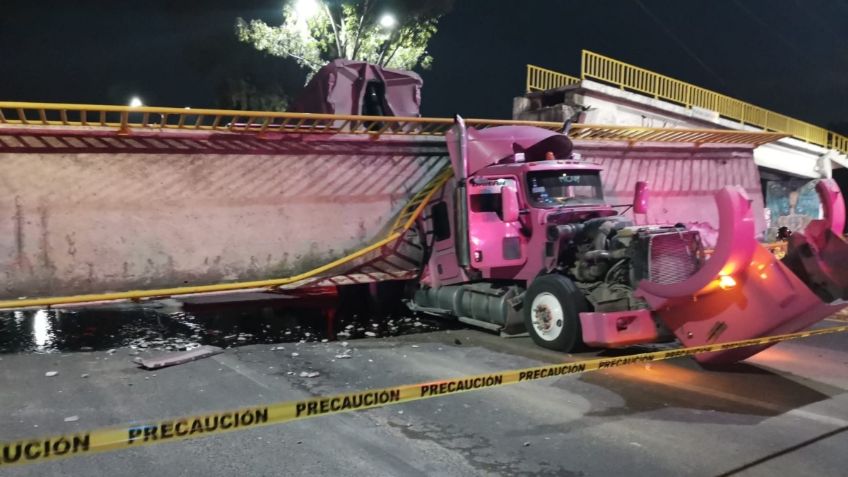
xmin=2 ymin=324 xmax=846 ymax=467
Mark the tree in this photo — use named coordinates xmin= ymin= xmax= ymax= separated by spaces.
xmin=222 ymin=77 xmax=290 ymax=111
xmin=235 ymin=0 xmax=453 ymax=76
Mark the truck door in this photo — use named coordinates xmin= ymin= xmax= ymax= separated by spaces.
xmin=466 ymin=178 xmax=527 ymax=271
xmin=430 ymin=200 xmax=462 ymax=283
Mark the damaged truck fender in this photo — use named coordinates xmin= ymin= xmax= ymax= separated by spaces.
xmin=635 ymin=179 xmax=848 ymax=364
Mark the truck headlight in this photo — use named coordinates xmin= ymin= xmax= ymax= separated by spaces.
xmin=718 ymin=275 xmax=737 ymax=290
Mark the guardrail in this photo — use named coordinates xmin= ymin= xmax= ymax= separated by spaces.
xmin=525 ymin=53 xmax=847 ymax=155
xmin=0 ymin=101 xmax=785 ymax=146
xmin=526 ymin=65 xmax=580 ymax=92
xmin=580 ymin=50 xmax=840 ymax=150
xmin=0 ymin=101 xmax=566 ymax=136
xmin=833 ymin=132 xmax=848 ymax=154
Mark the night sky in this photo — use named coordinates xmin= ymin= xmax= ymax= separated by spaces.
xmin=2 ymin=0 xmax=846 ymax=130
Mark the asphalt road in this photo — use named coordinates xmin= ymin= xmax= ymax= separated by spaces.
xmin=2 ymin=317 xmax=847 ymax=476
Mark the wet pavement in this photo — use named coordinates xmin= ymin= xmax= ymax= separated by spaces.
xmin=0 ymin=296 xmax=463 ymax=354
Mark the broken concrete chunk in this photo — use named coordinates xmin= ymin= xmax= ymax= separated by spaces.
xmin=137 ymin=345 xmax=223 ymax=370
xmin=299 ymin=371 xmax=320 ymax=378
xmin=64 ymin=416 xmax=79 ymax=422
xmin=45 ymin=371 xmax=58 ymax=377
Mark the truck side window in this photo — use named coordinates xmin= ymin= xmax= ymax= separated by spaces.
xmin=470 ymin=193 xmax=503 ymax=220
xmin=432 ymin=202 xmax=451 ymax=241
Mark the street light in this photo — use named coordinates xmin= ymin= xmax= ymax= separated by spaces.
xmin=296 ymin=0 xmax=319 ymax=18
xmin=129 ymin=97 xmax=143 ymax=107
xmin=379 ymin=13 xmax=397 ymax=29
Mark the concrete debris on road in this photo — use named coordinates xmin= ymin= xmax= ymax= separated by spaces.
xmin=64 ymin=416 xmax=79 ymax=422
xmin=44 ymin=371 xmax=58 ymax=377
xmin=299 ymin=371 xmax=320 ymax=378
xmin=137 ymin=345 xmax=223 ymax=370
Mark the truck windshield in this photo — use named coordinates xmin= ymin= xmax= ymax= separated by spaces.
xmin=527 ymin=170 xmax=603 ymax=207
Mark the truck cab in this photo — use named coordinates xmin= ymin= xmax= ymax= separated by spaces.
xmin=413 ymin=123 xmax=666 ymax=351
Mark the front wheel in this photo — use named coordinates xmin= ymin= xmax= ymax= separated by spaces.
xmin=524 ymin=274 xmax=588 ymax=352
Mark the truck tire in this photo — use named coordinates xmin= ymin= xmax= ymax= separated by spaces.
xmin=523 ymin=274 xmax=587 ymax=352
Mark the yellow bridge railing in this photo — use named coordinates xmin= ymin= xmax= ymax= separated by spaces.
xmin=526 ymin=51 xmax=847 ymax=154
xmin=526 ymin=65 xmax=580 ymax=92
xmin=0 ymin=102 xmax=785 ymax=146
xmin=580 ymin=50 xmax=838 ymax=149
xmin=0 ymin=101 xmax=564 ymax=136
xmin=833 ymin=132 xmax=848 ymax=154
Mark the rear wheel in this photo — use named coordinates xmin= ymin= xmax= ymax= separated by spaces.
xmin=524 ymin=274 xmax=587 ymax=352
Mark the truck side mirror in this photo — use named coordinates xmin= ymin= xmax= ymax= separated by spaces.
xmin=501 ymin=185 xmax=520 ymax=223
xmin=633 ymin=181 xmax=649 ymax=214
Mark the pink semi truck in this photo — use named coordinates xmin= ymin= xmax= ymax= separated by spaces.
xmin=409 ymin=118 xmax=848 ymax=363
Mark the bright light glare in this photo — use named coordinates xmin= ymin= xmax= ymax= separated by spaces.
xmin=129 ymin=97 xmax=143 ymax=107
xmin=718 ymin=275 xmax=737 ymax=290
xmin=296 ymin=0 xmax=319 ymax=18
xmin=33 ymin=309 xmax=51 ymax=349
xmin=379 ymin=13 xmax=397 ymax=29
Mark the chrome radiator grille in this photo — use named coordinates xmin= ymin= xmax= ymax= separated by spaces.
xmin=647 ymin=230 xmax=703 ymax=285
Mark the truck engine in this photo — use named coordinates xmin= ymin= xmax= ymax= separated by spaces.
xmin=546 ymin=217 xmax=705 ymax=313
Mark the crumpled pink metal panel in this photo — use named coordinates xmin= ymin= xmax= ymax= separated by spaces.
xmin=0 ymin=128 xmax=447 ymax=299
xmin=289 ymin=59 xmax=423 ymax=117
xmin=636 ymin=179 xmax=848 ymax=364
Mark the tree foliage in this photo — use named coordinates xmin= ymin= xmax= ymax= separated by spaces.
xmin=236 ymin=0 xmax=452 ymax=74
xmin=223 ymin=77 xmax=289 ymax=111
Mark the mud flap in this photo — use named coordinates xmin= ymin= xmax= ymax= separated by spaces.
xmin=635 ymin=179 xmax=848 ymax=364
